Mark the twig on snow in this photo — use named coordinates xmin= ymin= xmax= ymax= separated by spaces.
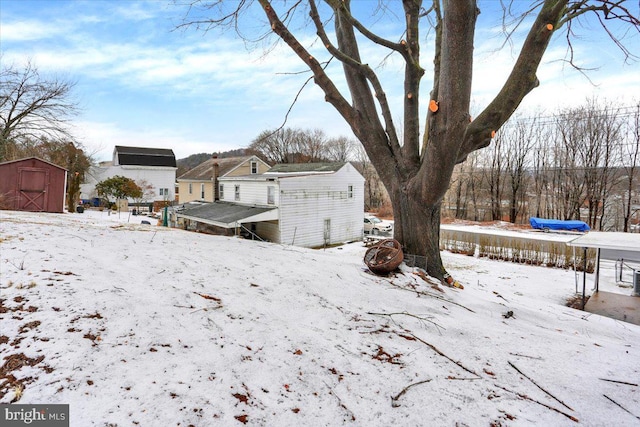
xmin=495 ymin=384 xmax=579 ymax=423
xmin=367 ymin=311 xmax=445 ymax=332
xmin=410 ymin=333 xmax=481 ymax=378
xmin=508 ymin=361 xmax=574 ymax=411
xmin=603 ymin=394 xmax=640 ymax=421
xmin=323 ymin=381 xmax=356 ymax=421
xmin=385 ymin=281 xmax=475 ymax=313
xmin=509 ymin=352 xmax=543 ymax=360
xmin=599 ymin=378 xmax=638 ymax=387
xmin=391 ymin=379 xmax=432 ymax=407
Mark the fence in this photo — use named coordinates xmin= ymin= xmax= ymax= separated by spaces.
xmin=439 ymin=227 xmax=596 ymax=273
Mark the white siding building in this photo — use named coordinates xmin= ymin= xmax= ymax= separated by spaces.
xmin=176 ymin=162 xmax=365 ymax=247
xmin=80 ymin=146 xmax=177 ymax=205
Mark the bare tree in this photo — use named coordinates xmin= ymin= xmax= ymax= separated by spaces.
xmin=621 ymin=102 xmax=640 ymax=232
xmin=530 ymin=124 xmax=553 ymax=219
xmin=0 ymin=60 xmax=78 ymax=162
xmin=353 ymin=144 xmax=388 ymax=211
xmin=248 ymin=127 xmax=338 ymax=163
xmin=325 ymin=136 xmax=356 ymax=162
xmin=482 ymin=136 xmax=506 ymax=221
xmin=178 ymin=1 xmax=639 ymax=281
xmin=503 ymin=117 xmax=536 ymax=223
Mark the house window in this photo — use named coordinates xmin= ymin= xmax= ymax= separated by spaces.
xmin=267 ymin=186 xmax=275 ymax=205
xmin=219 ymin=184 xmax=224 ymax=200
xmin=159 ymin=188 xmax=170 ymax=197
xmin=348 ymin=185 xmax=353 ymax=198
xmin=201 ymin=183 xmax=205 ymax=199
xmin=235 ymin=185 xmax=240 ymax=201
xmin=188 ymin=183 xmax=193 ymax=194
xmin=251 ymin=161 xmax=258 ymax=174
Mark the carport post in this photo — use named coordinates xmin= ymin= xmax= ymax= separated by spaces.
xmin=582 ymin=247 xmax=587 ymax=310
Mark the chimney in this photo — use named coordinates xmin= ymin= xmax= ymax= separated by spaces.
xmin=212 ymin=155 xmax=220 ymax=201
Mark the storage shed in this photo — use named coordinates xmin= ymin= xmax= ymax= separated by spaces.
xmin=0 ymin=157 xmax=67 ymax=213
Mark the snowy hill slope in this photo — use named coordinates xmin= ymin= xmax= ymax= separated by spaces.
xmin=1 ymin=210 xmax=639 ymax=426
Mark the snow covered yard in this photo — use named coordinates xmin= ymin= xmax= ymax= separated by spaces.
xmin=1 ymin=210 xmax=639 ymax=426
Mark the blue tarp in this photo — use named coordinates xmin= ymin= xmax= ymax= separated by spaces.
xmin=529 ymin=217 xmax=590 ymax=232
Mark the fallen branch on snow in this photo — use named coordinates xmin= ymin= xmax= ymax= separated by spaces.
xmin=599 ymin=378 xmax=638 ymax=387
xmin=508 ymin=361 xmax=574 ymax=411
xmin=323 ymin=381 xmax=356 ymax=422
xmin=409 ymin=333 xmax=481 ymax=378
xmin=603 ymin=394 xmax=640 ymax=421
xmin=367 ymin=311 xmax=444 ymax=332
xmin=495 ymin=384 xmax=578 ymax=423
xmin=391 ymin=379 xmax=432 ymax=407
xmin=385 ymin=281 xmax=475 ymax=313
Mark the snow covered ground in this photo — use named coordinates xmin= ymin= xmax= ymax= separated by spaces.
xmin=1 ymin=209 xmax=639 ymax=426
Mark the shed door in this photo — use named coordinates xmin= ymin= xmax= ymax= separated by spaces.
xmin=17 ymin=168 xmax=49 ymax=211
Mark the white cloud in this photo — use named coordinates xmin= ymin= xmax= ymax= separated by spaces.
xmin=73 ymin=120 xmax=235 ymax=161
xmin=0 ymin=19 xmax=67 ymax=41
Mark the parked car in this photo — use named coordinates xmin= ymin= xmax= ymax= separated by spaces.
xmin=364 ymin=215 xmax=393 ymax=235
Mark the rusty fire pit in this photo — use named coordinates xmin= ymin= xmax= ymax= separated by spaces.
xmin=364 ymin=239 xmax=404 ymax=275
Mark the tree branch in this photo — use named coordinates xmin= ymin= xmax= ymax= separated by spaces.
xmin=256 ymin=0 xmax=356 ymax=126
xmin=310 ymin=0 xmax=402 ymax=159
xmin=460 ymin=0 xmax=567 ymax=161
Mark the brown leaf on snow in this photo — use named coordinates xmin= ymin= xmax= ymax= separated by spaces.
xmin=483 ymin=368 xmax=496 ymax=377
xmin=233 ymin=393 xmax=249 ymax=404
xmin=234 ymin=414 xmax=248 ymax=424
xmin=18 ymin=321 xmax=41 ymax=333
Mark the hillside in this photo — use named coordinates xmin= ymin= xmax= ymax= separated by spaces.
xmin=1 ymin=210 xmax=639 ymax=426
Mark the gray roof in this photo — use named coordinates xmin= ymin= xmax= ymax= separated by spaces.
xmin=266 ymin=162 xmax=346 ymax=174
xmin=177 ymin=201 xmax=277 ymax=228
xmin=114 ymin=146 xmax=176 ymax=167
xmin=177 ymin=156 xmax=253 ymax=180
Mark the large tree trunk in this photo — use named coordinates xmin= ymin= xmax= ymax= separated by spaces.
xmin=390 ymin=187 xmax=445 ymax=279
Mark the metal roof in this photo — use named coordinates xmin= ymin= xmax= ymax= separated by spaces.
xmin=567 ymin=232 xmax=640 ymax=252
xmin=114 ymin=146 xmax=176 ymax=168
xmin=266 ymin=162 xmax=346 ymax=174
xmin=176 ymin=201 xmax=278 ymax=228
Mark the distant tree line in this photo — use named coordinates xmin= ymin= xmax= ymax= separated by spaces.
xmin=246 ymin=127 xmax=356 ymax=164
xmin=443 ymin=99 xmax=640 ymax=232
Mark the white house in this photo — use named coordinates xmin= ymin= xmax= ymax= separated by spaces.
xmin=80 ymin=146 xmax=177 ymax=207
xmin=175 ymin=162 xmax=365 ymax=247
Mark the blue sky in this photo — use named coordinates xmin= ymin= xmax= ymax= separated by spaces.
xmin=1 ymin=0 xmax=638 ymax=162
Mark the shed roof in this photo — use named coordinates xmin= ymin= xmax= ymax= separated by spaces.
xmin=0 ymin=157 xmax=67 ymax=171
xmin=114 ymin=146 xmax=176 ymax=167
xmin=177 ymin=156 xmax=255 ymax=180
xmin=176 ymin=201 xmax=278 ymax=228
